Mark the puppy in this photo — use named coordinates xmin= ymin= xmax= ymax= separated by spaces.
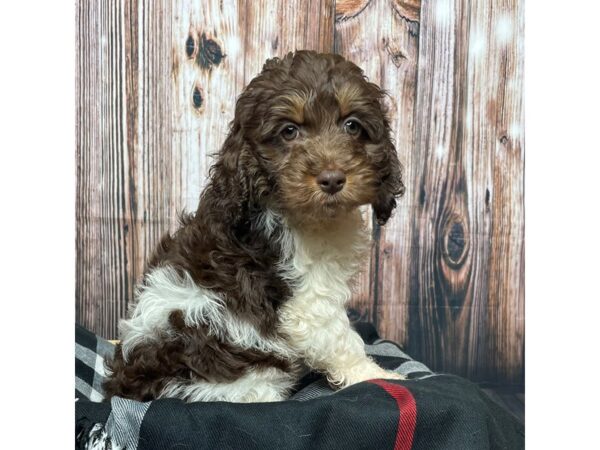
xmin=103 ymin=50 xmax=405 ymax=403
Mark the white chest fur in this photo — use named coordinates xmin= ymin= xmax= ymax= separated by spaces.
xmin=275 ymin=211 xmax=378 ymax=381
xmin=278 ymin=210 xmax=370 ymax=306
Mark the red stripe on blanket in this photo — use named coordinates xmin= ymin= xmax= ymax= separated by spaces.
xmin=369 ymin=379 xmax=417 ymax=450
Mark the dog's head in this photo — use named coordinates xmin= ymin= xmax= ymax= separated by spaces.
xmin=218 ymin=50 xmax=404 ymax=227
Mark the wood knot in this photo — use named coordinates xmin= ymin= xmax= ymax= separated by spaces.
xmin=500 ymin=135 xmax=509 ymax=145
xmin=335 ymin=0 xmax=370 ymax=22
xmin=192 ymin=85 xmax=204 ymax=110
xmin=419 ymin=184 xmax=426 ymax=206
xmin=442 ymin=217 xmax=469 ymax=267
xmin=382 ymin=37 xmax=408 ymax=68
xmin=185 ymin=34 xmax=196 ymax=58
xmin=392 ymin=0 xmax=421 ymax=23
xmin=196 ymin=32 xmax=224 ymax=70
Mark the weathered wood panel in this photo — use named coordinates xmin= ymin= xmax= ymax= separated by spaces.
xmin=77 ymin=0 xmax=134 ymax=335
xmin=482 ymin=0 xmax=524 ymax=383
xmin=76 ymin=0 xmax=524 ymax=384
xmin=76 ymin=0 xmax=173 ymax=338
xmin=405 ymin=0 xmax=524 ymax=384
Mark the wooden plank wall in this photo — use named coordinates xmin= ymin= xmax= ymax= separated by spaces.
xmin=76 ymin=0 xmax=524 ymax=385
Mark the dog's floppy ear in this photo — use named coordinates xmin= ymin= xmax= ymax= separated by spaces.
xmin=372 ymin=140 xmax=405 ymax=226
xmin=207 ymin=125 xmax=268 ymax=229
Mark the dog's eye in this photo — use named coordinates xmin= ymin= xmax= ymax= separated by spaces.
xmin=344 ymin=119 xmax=362 ymax=136
xmin=281 ymin=124 xmax=299 ymax=141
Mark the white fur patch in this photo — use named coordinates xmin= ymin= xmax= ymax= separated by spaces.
xmin=215 ymin=310 xmax=294 ymax=358
xmin=159 ymin=367 xmax=295 ymax=403
xmin=119 ymin=265 xmax=293 ymax=361
xmin=276 ymin=210 xmax=404 ymax=387
xmin=119 ymin=266 xmax=225 ymax=360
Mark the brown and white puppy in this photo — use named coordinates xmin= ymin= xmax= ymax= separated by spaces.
xmin=103 ymin=50 xmax=405 ymax=403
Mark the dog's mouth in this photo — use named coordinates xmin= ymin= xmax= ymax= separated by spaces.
xmin=306 ymin=186 xmax=367 ymax=217
xmin=321 ymin=192 xmax=353 ymax=209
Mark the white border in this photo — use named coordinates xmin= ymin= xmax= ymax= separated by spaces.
xmin=1 ymin=1 xmax=600 ymax=447
xmin=527 ymin=1 xmax=600 ymax=447
xmin=0 ymin=2 xmax=74 ymax=448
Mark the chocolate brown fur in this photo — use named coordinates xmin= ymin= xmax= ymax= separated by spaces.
xmin=103 ymin=311 xmax=291 ymax=401
xmin=103 ymin=51 xmax=404 ymax=401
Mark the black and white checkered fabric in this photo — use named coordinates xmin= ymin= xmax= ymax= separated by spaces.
xmin=75 ymin=325 xmax=116 ymax=402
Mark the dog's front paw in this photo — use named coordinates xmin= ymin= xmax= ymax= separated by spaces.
xmin=380 ymin=370 xmax=406 ymax=381
xmin=329 ymin=361 xmax=406 ymax=388
xmin=357 ymin=365 xmax=406 ymax=383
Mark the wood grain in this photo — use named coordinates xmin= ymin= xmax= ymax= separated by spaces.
xmin=392 ymin=0 xmax=421 ymax=23
xmin=405 ymin=0 xmax=524 ymax=383
xmin=76 ymin=0 xmax=175 ymax=339
xmin=76 ymin=0 xmax=524 ymax=384
xmin=484 ymin=0 xmax=525 ymax=384
xmin=77 ymin=0 xmax=131 ymax=336
xmin=240 ymin=0 xmax=334 ymax=83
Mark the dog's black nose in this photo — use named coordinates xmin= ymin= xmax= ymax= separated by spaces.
xmin=316 ymin=169 xmax=346 ymax=194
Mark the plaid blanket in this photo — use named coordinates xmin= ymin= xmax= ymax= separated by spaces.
xmin=75 ymin=323 xmax=524 ymax=449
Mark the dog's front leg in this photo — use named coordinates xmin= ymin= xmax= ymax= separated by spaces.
xmin=279 ymin=295 xmax=405 ymax=389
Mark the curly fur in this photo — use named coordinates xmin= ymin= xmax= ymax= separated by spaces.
xmin=103 ymin=50 xmax=405 ymax=403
